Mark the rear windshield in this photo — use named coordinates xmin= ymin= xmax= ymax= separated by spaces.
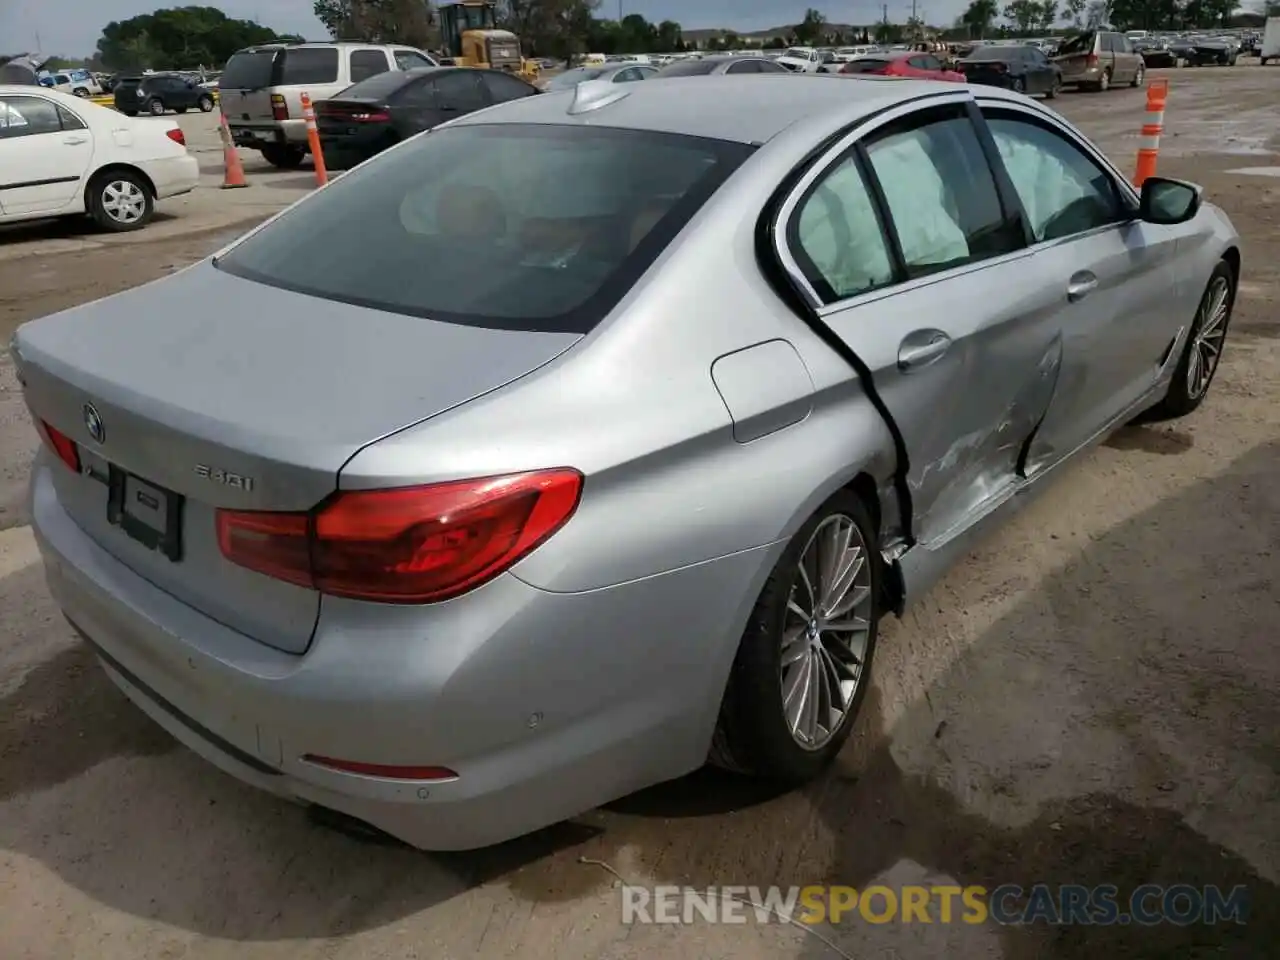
xmin=1056 ymin=32 xmax=1095 ymax=56
xmin=220 ymin=50 xmax=277 ymax=89
xmin=277 ymin=47 xmax=340 ymax=84
xmin=215 ymin=124 xmax=753 ymax=333
xmin=544 ymin=67 xmax=605 ymax=89
xmin=337 ymin=69 xmax=421 ymax=100
xmin=657 ymin=60 xmax=717 ymax=76
xmin=843 ymin=58 xmax=891 ymax=72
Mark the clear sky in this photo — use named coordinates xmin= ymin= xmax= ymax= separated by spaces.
xmin=3 ymin=0 xmax=947 ymax=58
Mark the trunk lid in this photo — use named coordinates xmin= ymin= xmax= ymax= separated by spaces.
xmin=960 ymin=59 xmax=1010 ymax=82
xmin=316 ymin=97 xmax=392 ymax=134
xmin=16 ymin=262 xmax=580 ymax=653
xmin=218 ymin=47 xmax=284 ymax=127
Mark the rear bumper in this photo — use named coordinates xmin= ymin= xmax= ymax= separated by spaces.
xmin=30 ymin=459 xmax=769 ymax=850
xmin=139 ymin=155 xmax=199 ymax=200
xmin=229 ymin=119 xmax=309 ymax=148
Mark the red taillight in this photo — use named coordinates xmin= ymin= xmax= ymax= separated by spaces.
xmin=270 ymin=93 xmax=289 ymax=121
xmin=166 ymin=127 xmax=186 ymax=146
xmin=37 ymin=420 xmax=80 ymax=473
xmin=349 ymin=111 xmax=390 ymax=122
xmin=216 ymin=469 xmax=583 ymax=603
xmin=1086 ymin=53 xmax=1099 ymax=67
xmin=302 ymin=756 xmax=457 ymax=780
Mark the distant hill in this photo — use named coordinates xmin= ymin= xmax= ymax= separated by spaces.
xmin=683 ymin=23 xmax=863 ymax=43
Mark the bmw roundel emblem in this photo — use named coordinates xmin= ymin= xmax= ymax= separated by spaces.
xmin=83 ymin=403 xmax=105 ymax=444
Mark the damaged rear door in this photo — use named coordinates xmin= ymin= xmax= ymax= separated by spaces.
xmin=772 ymin=97 xmax=1066 ymax=549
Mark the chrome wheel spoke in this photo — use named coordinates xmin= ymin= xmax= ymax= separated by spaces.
xmin=780 ymin=512 xmax=875 ymax=751
xmin=780 ymin=625 xmax=808 ymax=667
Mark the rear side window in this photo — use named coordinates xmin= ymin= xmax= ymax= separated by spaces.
xmin=278 ymin=48 xmax=340 ymax=84
xmin=0 ymin=96 xmax=63 ymax=137
xmin=220 ymin=50 xmax=276 ymax=89
xmin=863 ymin=109 xmax=1021 ymax=277
xmin=1057 ymin=32 xmax=1096 ymax=56
xmin=339 ymin=70 xmax=418 ymax=101
xmin=790 ymin=155 xmax=896 ymax=301
xmin=350 ymin=49 xmax=390 ymax=83
xmin=214 ymin=124 xmax=753 ymax=333
xmin=844 ymin=58 xmax=890 ymax=72
xmin=726 ymin=60 xmax=760 ymax=74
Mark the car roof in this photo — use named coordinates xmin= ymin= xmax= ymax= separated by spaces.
xmin=452 ymin=74 xmax=959 ymax=145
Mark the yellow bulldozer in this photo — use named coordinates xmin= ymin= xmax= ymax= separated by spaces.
xmin=437 ymin=0 xmax=540 ymax=83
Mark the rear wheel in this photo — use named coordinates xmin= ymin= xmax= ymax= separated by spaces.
xmin=1046 ymin=74 xmax=1061 ymax=98
xmin=1012 ymin=76 xmax=1026 ymax=93
xmin=1145 ymin=261 xmax=1235 ymax=421
xmin=88 ymin=170 xmax=154 ymax=232
xmin=148 ymin=98 xmax=166 ymax=116
xmin=260 ymin=144 xmax=307 ymax=169
xmin=73 ymin=87 xmax=90 ymax=98
xmin=198 ymin=95 xmax=214 ymax=112
xmin=1132 ymin=64 xmax=1145 ymax=87
xmin=1097 ymin=68 xmax=1112 ymax=91
xmin=710 ymin=489 xmax=880 ymax=782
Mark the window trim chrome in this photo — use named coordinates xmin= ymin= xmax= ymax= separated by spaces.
xmin=771 ymin=89 xmax=976 ymax=310
xmin=772 ymin=90 xmax=1143 ymax=313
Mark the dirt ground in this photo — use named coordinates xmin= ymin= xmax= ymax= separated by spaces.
xmin=1 ymin=67 xmax=1277 ymax=960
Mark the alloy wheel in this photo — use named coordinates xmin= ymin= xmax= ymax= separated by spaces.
xmin=780 ymin=514 xmax=873 ymax=750
xmin=1186 ymin=276 xmax=1230 ymax=400
xmin=101 ymin=180 xmax=147 ymax=225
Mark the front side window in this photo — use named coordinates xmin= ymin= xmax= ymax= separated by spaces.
xmin=395 ymin=50 xmax=435 ymax=70
xmin=432 ymin=71 xmax=486 ymax=110
xmin=0 ymin=96 xmax=63 ymax=138
xmin=789 ymin=155 xmax=896 ymax=301
xmin=726 ymin=60 xmax=760 ymax=74
xmin=984 ymin=113 xmax=1123 ymax=242
xmin=214 ymin=124 xmax=752 ymax=333
xmin=864 ymin=110 xmax=1021 ymax=277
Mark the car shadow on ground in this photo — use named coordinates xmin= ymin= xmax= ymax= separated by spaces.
xmin=0 ymin=212 xmax=181 ymax=245
xmin=0 ymin=441 xmax=1275 ymax=951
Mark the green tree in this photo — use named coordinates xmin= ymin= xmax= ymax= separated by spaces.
xmin=793 ymin=7 xmax=828 ymax=44
xmin=96 ymin=7 xmax=289 ymax=70
xmin=1003 ymin=0 xmax=1041 ymax=31
xmin=1084 ymin=0 xmax=1110 ymax=27
xmin=961 ymin=0 xmax=1000 ymax=37
xmin=654 ymin=19 xmax=683 ymax=51
xmin=313 ymin=0 xmax=436 ymax=47
xmin=1037 ymin=0 xmax=1059 ymax=29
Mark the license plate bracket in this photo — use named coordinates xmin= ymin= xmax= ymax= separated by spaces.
xmin=107 ymin=466 xmax=184 ymax=562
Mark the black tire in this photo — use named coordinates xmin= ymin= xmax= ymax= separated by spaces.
xmin=1131 ymin=64 xmax=1144 ymax=87
xmin=87 ymin=169 xmax=154 ymax=232
xmin=1012 ymin=76 xmax=1026 ymax=93
xmin=260 ymin=144 xmax=307 ymax=169
xmin=148 ymin=98 xmax=166 ymax=116
xmin=1097 ymin=68 xmax=1112 ymax=91
xmin=1144 ymin=260 xmax=1235 ymax=421
xmin=1045 ymin=74 xmax=1061 ymax=98
xmin=73 ymin=87 xmax=90 ymax=98
xmin=710 ymin=489 xmax=881 ymax=782
xmin=198 ymin=95 xmax=214 ymax=112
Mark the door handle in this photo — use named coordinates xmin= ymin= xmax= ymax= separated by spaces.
xmin=897 ymin=329 xmax=952 ymax=371
xmin=63 ymin=136 xmax=87 ymax=145
xmin=1067 ymin=271 xmax=1098 ymax=302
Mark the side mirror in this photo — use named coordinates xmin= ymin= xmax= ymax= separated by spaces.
xmin=1138 ymin=177 xmax=1202 ymax=225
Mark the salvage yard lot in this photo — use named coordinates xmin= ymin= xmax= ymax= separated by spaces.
xmin=0 ymin=68 xmax=1277 ymax=960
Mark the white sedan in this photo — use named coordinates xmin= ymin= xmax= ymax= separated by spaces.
xmin=0 ymin=85 xmax=199 ymax=232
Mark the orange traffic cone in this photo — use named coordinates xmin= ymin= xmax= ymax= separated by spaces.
xmin=217 ymin=111 xmax=249 ymax=189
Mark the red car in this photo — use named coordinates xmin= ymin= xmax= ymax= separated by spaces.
xmin=839 ymin=51 xmax=965 ymax=83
